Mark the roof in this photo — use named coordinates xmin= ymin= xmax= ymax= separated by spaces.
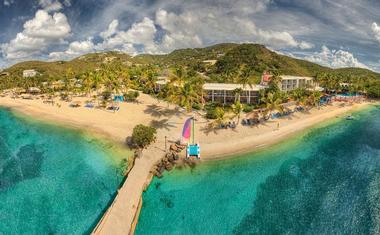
xmin=202 ymin=60 xmax=217 ymax=65
xmin=280 ymin=75 xmax=314 ymax=80
xmin=156 ymin=80 xmax=168 ymax=85
xmin=203 ymin=83 xmax=267 ymax=91
xmin=28 ymin=87 xmax=41 ymax=93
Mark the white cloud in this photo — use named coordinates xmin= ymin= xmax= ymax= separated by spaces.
xmin=63 ymin=0 xmax=71 ymax=7
xmin=155 ymin=9 xmax=313 ymax=52
xmin=371 ymin=22 xmax=380 ymax=42
xmin=3 ymin=0 xmax=14 ymax=6
xmin=50 ymin=17 xmax=159 ymax=60
xmin=299 ymin=41 xmax=315 ymax=50
xmin=49 ymin=39 xmax=94 ymax=60
xmin=23 ymin=10 xmax=71 ymax=40
xmin=1 ymin=10 xmax=71 ymax=60
xmin=305 ymin=45 xmax=368 ymax=69
xmin=38 ymin=0 xmax=63 ymax=12
xmin=47 ymin=6 xmax=315 ymax=61
xmin=100 ymin=20 xmax=119 ymax=39
xmin=96 ymin=17 xmax=159 ymax=54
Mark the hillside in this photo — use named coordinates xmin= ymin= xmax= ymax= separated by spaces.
xmin=4 ymin=51 xmax=132 ymax=78
xmin=3 ymin=43 xmax=380 ymax=82
xmin=132 ymin=43 xmax=380 ymax=81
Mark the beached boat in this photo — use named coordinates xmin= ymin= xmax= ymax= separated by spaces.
xmin=182 ymin=117 xmax=200 ymax=159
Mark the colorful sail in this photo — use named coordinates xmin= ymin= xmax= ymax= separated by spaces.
xmin=181 ymin=117 xmax=193 ymax=143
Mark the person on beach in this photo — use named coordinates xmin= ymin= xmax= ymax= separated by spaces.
xmin=277 ymin=122 xmax=280 ymax=130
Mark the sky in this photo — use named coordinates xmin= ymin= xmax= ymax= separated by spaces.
xmin=1 ymin=0 xmax=380 ymax=72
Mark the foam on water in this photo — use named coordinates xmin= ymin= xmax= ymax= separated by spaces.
xmin=0 ymin=108 xmax=127 ymax=234
xmin=136 ymin=105 xmax=380 ymax=235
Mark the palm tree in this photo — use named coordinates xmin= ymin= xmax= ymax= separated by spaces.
xmin=173 ymin=80 xmax=204 ymax=112
xmin=92 ymin=70 xmax=103 ymax=106
xmin=267 ymin=70 xmax=282 ymax=93
xmin=81 ymin=72 xmax=93 ymax=97
xmin=63 ymin=68 xmax=75 ymax=100
xmin=291 ymin=88 xmax=307 ymax=106
xmin=237 ymin=64 xmax=254 ymax=88
xmin=233 ymin=88 xmax=243 ymax=103
xmin=307 ymin=91 xmax=322 ymax=108
xmin=168 ymin=66 xmax=186 ymax=87
xmin=209 ymin=106 xmax=226 ymax=129
xmin=231 ymin=101 xmax=243 ymax=125
xmin=260 ymin=92 xmax=283 ymax=119
xmin=120 ymin=67 xmax=131 ymax=94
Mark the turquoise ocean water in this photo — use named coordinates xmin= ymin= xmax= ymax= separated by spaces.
xmin=136 ymin=105 xmax=380 ymax=234
xmin=0 ymin=108 xmax=125 ymax=234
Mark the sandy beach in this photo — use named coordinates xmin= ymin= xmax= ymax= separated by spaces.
xmin=0 ymin=94 xmax=373 ymax=235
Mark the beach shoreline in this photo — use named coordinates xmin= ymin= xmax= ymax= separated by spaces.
xmin=0 ymin=96 xmax=374 ymax=161
xmin=199 ymin=104 xmax=372 ymax=161
xmin=0 ymin=94 xmax=376 ymax=235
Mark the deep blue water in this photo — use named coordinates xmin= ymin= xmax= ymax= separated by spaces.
xmin=0 ymin=108 xmax=126 ymax=234
xmin=136 ymin=105 xmax=380 ymax=234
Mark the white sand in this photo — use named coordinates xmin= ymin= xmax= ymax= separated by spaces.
xmin=0 ymin=94 xmax=373 ymax=235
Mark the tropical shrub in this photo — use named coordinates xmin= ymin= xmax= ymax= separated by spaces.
xmin=243 ymin=104 xmax=254 ymax=113
xmin=192 ymin=103 xmax=203 ymax=110
xmin=131 ymin=124 xmax=157 ymax=149
xmin=124 ymin=91 xmax=140 ymax=102
xmin=206 ymin=106 xmax=225 ymax=120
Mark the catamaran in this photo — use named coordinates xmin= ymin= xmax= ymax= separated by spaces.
xmin=182 ymin=117 xmax=200 ymax=159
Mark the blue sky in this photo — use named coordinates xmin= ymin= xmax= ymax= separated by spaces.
xmin=1 ymin=0 xmax=380 ymax=72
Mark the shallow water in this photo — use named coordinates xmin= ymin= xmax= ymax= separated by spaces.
xmin=136 ymin=105 xmax=380 ymax=235
xmin=0 ymin=108 xmax=127 ymax=234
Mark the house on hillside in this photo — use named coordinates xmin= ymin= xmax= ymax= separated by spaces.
xmin=0 ymin=71 xmax=10 ymax=77
xmin=23 ymin=69 xmax=38 ymax=78
xmin=202 ymin=60 xmax=217 ymax=66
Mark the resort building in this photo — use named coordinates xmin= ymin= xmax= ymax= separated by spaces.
xmin=203 ymin=83 xmax=267 ymax=104
xmin=23 ymin=69 xmax=38 ymax=78
xmin=260 ymin=72 xmax=315 ymax=91
xmin=154 ymin=79 xmax=267 ymax=104
xmin=280 ymin=76 xmax=314 ymax=91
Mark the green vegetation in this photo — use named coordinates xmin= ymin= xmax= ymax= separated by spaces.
xmin=0 ymin=43 xmax=379 ymax=119
xmin=131 ymin=124 xmax=157 ymax=149
xmin=124 ymin=91 xmax=140 ymax=102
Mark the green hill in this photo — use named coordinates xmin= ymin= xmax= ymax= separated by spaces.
xmin=4 ymin=51 xmax=132 ymax=78
xmin=134 ymin=43 xmax=380 ymax=81
xmin=3 ymin=43 xmax=380 ymax=81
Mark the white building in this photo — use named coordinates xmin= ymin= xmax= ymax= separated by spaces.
xmin=154 ymin=79 xmax=267 ymax=104
xmin=0 ymin=71 xmax=10 ymax=77
xmin=23 ymin=69 xmax=38 ymax=78
xmin=202 ymin=60 xmax=217 ymax=65
xmin=261 ymin=73 xmax=315 ymax=91
xmin=280 ymin=76 xmax=314 ymax=91
xmin=203 ymin=83 xmax=267 ymax=104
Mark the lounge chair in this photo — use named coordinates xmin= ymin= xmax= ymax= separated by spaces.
xmin=70 ymin=103 xmax=80 ymax=108
xmin=242 ymin=119 xmax=248 ymax=126
xmin=107 ymin=106 xmax=120 ymax=111
xmin=85 ymin=103 xmax=94 ymax=108
xmin=230 ymin=121 xmax=237 ymax=129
